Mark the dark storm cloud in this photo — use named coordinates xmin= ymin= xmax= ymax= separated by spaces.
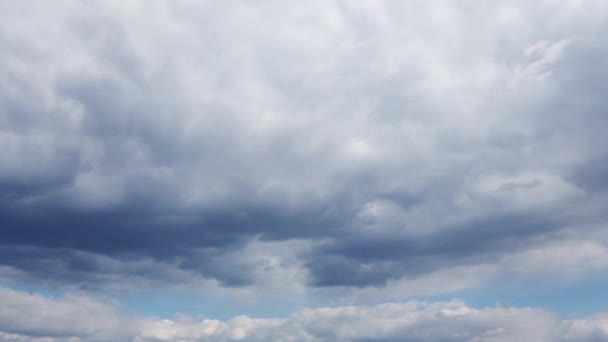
xmin=0 ymin=201 xmax=348 ymax=286
xmin=1 ymin=0 xmax=608 ymax=291
xmin=306 ymin=208 xmax=577 ymax=287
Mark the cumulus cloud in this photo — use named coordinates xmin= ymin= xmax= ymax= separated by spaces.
xmin=1 ymin=0 xmax=608 ymax=296
xmin=0 ymin=286 xmax=607 ymax=342
xmin=0 ymin=287 xmax=135 ymax=341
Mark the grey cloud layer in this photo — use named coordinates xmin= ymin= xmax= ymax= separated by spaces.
xmin=2 ymin=0 xmax=608 ymax=289
xmin=1 ymin=286 xmax=607 ymax=342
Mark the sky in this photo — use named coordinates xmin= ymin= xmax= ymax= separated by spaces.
xmin=1 ymin=0 xmax=608 ymax=341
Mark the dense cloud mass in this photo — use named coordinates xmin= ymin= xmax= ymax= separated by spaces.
xmin=2 ymin=0 xmax=608 ymax=340
xmin=0 ymin=286 xmax=607 ymax=342
xmin=2 ymin=0 xmax=608 ymax=291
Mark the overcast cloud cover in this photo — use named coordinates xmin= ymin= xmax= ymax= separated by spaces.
xmin=1 ymin=0 xmax=608 ymax=340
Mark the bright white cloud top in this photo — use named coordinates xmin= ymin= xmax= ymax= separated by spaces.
xmin=1 ymin=286 xmax=607 ymax=341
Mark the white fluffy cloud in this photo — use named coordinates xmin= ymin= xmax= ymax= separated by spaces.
xmin=0 ymin=287 xmax=135 ymax=341
xmin=1 ymin=286 xmax=607 ymax=342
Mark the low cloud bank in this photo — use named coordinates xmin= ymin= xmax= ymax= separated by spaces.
xmin=1 ymin=286 xmax=607 ymax=342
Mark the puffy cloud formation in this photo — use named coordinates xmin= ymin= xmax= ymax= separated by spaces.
xmin=0 ymin=287 xmax=134 ymax=341
xmin=0 ymin=286 xmax=607 ymax=342
xmin=2 ymin=0 xmax=608 ymax=293
xmin=3 ymin=2 xmax=608 ymax=341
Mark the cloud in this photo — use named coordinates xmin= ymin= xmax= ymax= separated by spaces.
xmin=1 ymin=0 xmax=608 ymax=293
xmin=0 ymin=287 xmax=135 ymax=341
xmin=0 ymin=286 xmax=607 ymax=342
